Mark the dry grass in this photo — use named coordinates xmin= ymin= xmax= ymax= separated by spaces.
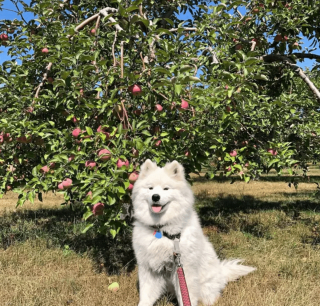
xmin=1 ymin=168 xmax=320 ymax=306
xmin=0 ymin=191 xmax=63 ymax=214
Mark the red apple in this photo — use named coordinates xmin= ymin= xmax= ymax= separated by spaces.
xmin=72 ymin=116 xmax=78 ymax=123
xmin=97 ymin=126 xmax=110 ymax=139
xmin=274 ymin=34 xmax=283 ymax=42
xmin=72 ymin=128 xmax=82 ymax=138
xmin=155 ymin=104 xmax=163 ymax=112
xmin=40 ymin=165 xmax=50 ymax=173
xmin=285 ymin=3 xmax=292 ymax=9
xmin=267 ymin=148 xmax=278 ymax=156
xmin=49 ymin=162 xmax=56 ymax=169
xmin=90 ymin=28 xmax=96 ymax=35
xmin=155 ymin=140 xmax=162 ymax=147
xmin=26 ymin=107 xmax=34 ymax=113
xmin=226 ymin=106 xmax=231 ymax=112
xmin=134 ymin=109 xmax=141 ymax=116
xmin=235 ymin=44 xmax=242 ymax=50
xmin=129 ymin=172 xmax=139 ymax=183
xmin=62 ymin=178 xmax=72 ymax=189
xmin=98 ymin=149 xmax=111 ymax=160
xmin=92 ymin=202 xmax=104 ymax=216
xmin=292 ymin=42 xmax=299 ymax=49
xmin=68 ymin=154 xmax=75 ymax=162
xmin=225 ymin=85 xmax=229 ymax=90
xmin=85 ymin=160 xmax=96 ymax=169
xmin=128 ymin=183 xmax=134 ymax=191
xmin=252 ymin=8 xmax=259 ymax=14
xmin=6 ymin=185 xmax=12 ymax=191
xmin=185 ymin=150 xmax=191 ymax=157
xmin=0 ymin=33 xmax=8 ymax=41
xmin=47 ymin=77 xmax=54 ymax=83
xmin=181 ymin=99 xmax=189 ymax=109
xmin=87 ymin=191 xmax=93 ymax=198
xmin=41 ymin=47 xmax=49 ymax=54
xmin=128 ymin=84 xmax=142 ymax=96
xmin=58 ymin=183 xmax=64 ymax=190
xmin=229 ymin=150 xmax=237 ymax=157
xmin=117 ymin=158 xmax=129 ymax=169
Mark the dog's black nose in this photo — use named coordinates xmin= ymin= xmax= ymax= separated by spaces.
xmin=152 ymin=194 xmax=160 ymax=202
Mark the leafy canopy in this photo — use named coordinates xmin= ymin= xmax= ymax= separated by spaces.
xmin=0 ymin=0 xmax=320 ymax=235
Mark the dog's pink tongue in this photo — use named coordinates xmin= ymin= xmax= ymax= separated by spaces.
xmin=152 ymin=205 xmax=162 ymax=213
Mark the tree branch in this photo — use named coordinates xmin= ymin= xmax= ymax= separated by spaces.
xmin=168 ymin=27 xmax=197 ymax=32
xmin=112 ymin=30 xmax=118 ymax=67
xmin=291 ymin=53 xmax=320 ymax=60
xmin=74 ymin=13 xmax=100 ymax=33
xmin=34 ymin=62 xmax=53 ymax=99
xmin=260 ymin=55 xmax=320 ymax=101
xmin=69 ymin=7 xmax=122 ymax=37
xmin=207 ymin=46 xmax=219 ymax=64
xmin=120 ymin=41 xmax=124 ymax=78
xmin=12 ymin=1 xmax=28 ymax=24
xmin=100 ymin=8 xmax=123 ymax=32
xmin=95 ymin=15 xmax=101 ymax=31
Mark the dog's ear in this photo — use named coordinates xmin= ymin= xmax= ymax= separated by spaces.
xmin=139 ymin=159 xmax=158 ymax=179
xmin=164 ymin=160 xmax=185 ymax=181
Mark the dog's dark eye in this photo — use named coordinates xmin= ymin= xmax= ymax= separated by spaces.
xmin=149 ymin=187 xmax=153 ymax=190
xmin=164 ymin=187 xmax=169 ymax=190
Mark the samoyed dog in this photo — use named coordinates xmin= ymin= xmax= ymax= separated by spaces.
xmin=132 ymin=160 xmax=255 ymax=306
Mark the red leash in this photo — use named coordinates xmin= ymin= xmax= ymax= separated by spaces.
xmin=174 ymin=239 xmax=191 ymax=306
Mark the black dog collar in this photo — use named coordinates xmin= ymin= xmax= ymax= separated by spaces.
xmin=163 ymin=231 xmax=181 ymax=240
xmin=150 ymin=225 xmax=181 ymax=240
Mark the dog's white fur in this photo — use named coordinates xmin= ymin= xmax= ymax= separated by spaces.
xmin=132 ymin=160 xmax=255 ymax=306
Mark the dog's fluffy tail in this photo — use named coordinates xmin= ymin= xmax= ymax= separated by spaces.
xmin=220 ymin=259 xmax=256 ymax=282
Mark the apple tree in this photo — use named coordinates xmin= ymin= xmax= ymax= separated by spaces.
xmin=0 ymin=0 xmax=320 ymax=234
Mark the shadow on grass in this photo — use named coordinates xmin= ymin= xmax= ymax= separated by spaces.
xmin=0 ymin=206 xmax=135 ymax=275
xmin=192 ymin=175 xmax=320 ymax=184
xmin=1 ymin=192 xmax=320 ymax=273
xmin=196 ymin=193 xmax=320 ymax=241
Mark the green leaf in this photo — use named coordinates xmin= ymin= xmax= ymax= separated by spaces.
xmin=182 ymin=76 xmax=201 ymax=83
xmin=110 ymin=229 xmax=117 ymax=238
xmin=86 ymin=126 xmax=93 ymax=135
xmin=83 ymin=211 xmax=93 ymax=221
xmin=82 ymin=223 xmax=94 ymax=234
xmin=175 ymin=84 xmax=182 ymax=95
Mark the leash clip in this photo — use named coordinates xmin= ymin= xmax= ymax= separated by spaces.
xmin=173 ymin=238 xmax=182 ymax=267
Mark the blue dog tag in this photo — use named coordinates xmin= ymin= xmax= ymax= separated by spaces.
xmin=155 ymin=231 xmax=162 ymax=239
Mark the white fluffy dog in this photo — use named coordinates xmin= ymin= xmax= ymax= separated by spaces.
xmin=132 ymin=160 xmax=255 ymax=306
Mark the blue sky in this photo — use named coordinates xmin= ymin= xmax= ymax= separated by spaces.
xmin=0 ymin=0 xmax=319 ymax=70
